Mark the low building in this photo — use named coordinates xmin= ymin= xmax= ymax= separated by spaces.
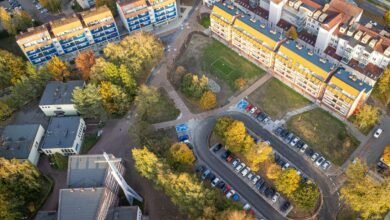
xmin=39 ymin=80 xmax=85 ymax=117
xmin=40 ymin=117 xmax=86 ymax=156
xmin=0 ymin=124 xmax=45 ymax=165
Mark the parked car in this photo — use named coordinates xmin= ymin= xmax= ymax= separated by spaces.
xmin=250 ymin=107 xmax=257 ymax=114
xmin=374 ymin=128 xmax=383 ymax=138
xmin=226 ymin=155 xmax=234 ymax=162
xmin=280 ymin=202 xmax=291 ymax=212
xmin=295 ymin=140 xmax=305 ymax=149
xmin=285 ymin=133 xmax=295 ymax=143
xmin=235 ymin=163 xmax=246 ymax=172
xmin=263 ymin=140 xmax=271 ymax=145
xmin=196 ymin=165 xmax=205 ymax=173
xmin=263 ymin=117 xmax=270 ymax=123
xmin=226 ymin=190 xmax=236 ymax=199
xmin=232 ymin=159 xmax=240 ymax=168
xmin=223 ymin=184 xmax=231 ymax=193
xmin=315 ymin=157 xmax=325 ymax=166
xmin=290 ymin=137 xmax=300 ymax=147
xmin=208 ymin=173 xmax=216 ymax=181
xmin=255 ymin=179 xmax=265 ymax=189
xmin=257 ymin=112 xmax=268 ymax=121
xmin=265 ymin=187 xmax=275 ymax=198
xmin=252 ymin=175 xmax=260 ymax=184
xmin=213 ymin=143 xmax=223 ymax=152
xmin=217 ymin=180 xmax=225 ymax=189
xmin=221 ymin=150 xmax=231 ymax=160
xmin=274 ymin=127 xmax=284 ymax=136
xmin=259 ymin=182 xmax=267 ymax=193
xmin=211 ymin=177 xmax=220 ymax=187
xmin=247 ymin=172 xmax=254 ymax=180
xmin=282 ymin=163 xmax=290 ymax=170
xmin=201 ymin=169 xmax=210 ymax=180
xmin=272 ymin=192 xmax=280 ymax=203
xmin=243 ymin=203 xmax=251 ymax=210
xmin=311 ymin=153 xmax=319 ymax=161
xmin=321 ymin=161 xmax=331 ymax=170
xmin=241 ymin=167 xmax=251 ymax=176
xmin=300 ymin=144 xmax=308 ymax=153
xmin=305 ymin=148 xmax=314 ymax=156
xmin=245 ymin=104 xmax=253 ymax=111
xmin=280 ymin=129 xmax=289 ymax=138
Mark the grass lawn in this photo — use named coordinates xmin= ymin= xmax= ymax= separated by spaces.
xmin=248 ymin=78 xmax=311 ymax=119
xmin=202 ymin=40 xmax=265 ymax=90
xmin=81 ymin=134 xmax=100 ymax=154
xmin=287 ymin=108 xmax=360 ymax=166
xmin=145 ymin=88 xmax=180 ymax=123
xmin=199 ymin=15 xmax=211 ymax=28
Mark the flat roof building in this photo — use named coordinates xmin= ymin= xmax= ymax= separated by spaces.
xmin=0 ymin=124 xmax=45 ymax=165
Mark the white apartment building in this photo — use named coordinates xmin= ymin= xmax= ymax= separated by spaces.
xmin=0 ymin=124 xmax=45 ymax=165
xmin=39 ymin=80 xmax=85 ymax=117
xmin=40 ymin=117 xmax=86 ymax=156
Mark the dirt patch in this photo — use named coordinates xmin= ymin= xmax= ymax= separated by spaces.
xmin=171 ymin=34 xmax=234 ymax=113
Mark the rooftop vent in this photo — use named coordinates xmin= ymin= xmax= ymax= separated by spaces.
xmin=308 ymin=50 xmax=314 ymax=56
xmin=250 ymin=17 xmax=256 ymax=23
xmin=319 ymin=57 xmax=327 ymax=63
xmin=260 ymin=23 xmax=266 ymax=28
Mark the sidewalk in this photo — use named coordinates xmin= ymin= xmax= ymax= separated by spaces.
xmin=280 ymin=103 xmax=317 ymax=123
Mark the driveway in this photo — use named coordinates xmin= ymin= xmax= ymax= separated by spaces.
xmin=192 ymin=111 xmax=341 ymax=220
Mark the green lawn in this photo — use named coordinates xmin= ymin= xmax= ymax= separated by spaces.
xmin=202 ymin=40 xmax=265 ymax=90
xmin=199 ymin=15 xmax=211 ymax=28
xmin=81 ymin=134 xmax=100 ymax=154
xmin=248 ymin=78 xmax=311 ymax=119
xmin=287 ymin=108 xmax=360 ymax=166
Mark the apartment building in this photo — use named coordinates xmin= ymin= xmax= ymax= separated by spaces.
xmin=16 ymin=6 xmax=119 ymax=65
xmin=117 ymin=0 xmax=178 ymax=33
xmin=209 ymin=1 xmax=381 ymax=118
xmin=76 ymin=0 xmax=95 ymax=9
xmin=40 ymin=117 xmax=86 ymax=156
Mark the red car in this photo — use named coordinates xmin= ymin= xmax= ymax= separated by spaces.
xmin=226 ymin=155 xmax=234 ymax=162
xmin=245 ymin=104 xmax=253 ymax=111
xmin=223 ymin=184 xmax=231 ymax=193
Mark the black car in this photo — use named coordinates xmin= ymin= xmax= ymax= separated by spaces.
xmin=217 ymin=181 xmax=225 ymax=189
xmin=265 ymin=188 xmax=276 ymax=198
xmin=195 ymin=165 xmax=205 ymax=173
xmin=208 ymin=173 xmax=216 ymax=181
xmin=280 ymin=129 xmax=289 ymax=138
xmin=305 ymin=148 xmax=314 ymax=157
xmin=280 ymin=202 xmax=291 ymax=212
xmin=274 ymin=127 xmax=284 ymax=136
xmin=295 ymin=140 xmax=305 ymax=149
xmin=221 ymin=150 xmax=231 ymax=160
xmin=256 ymin=179 xmax=265 ymax=190
xmin=213 ymin=143 xmax=223 ymax=153
xmin=260 ymin=182 xmax=268 ymax=194
xmin=256 ymin=112 xmax=267 ymax=121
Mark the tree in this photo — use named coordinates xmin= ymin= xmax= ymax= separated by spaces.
xmin=341 ymin=159 xmax=390 ymax=219
xmin=96 ymin=0 xmax=116 ymax=15
xmin=224 ymin=120 xmax=247 ymax=153
xmin=214 ymin=116 xmax=233 ymax=137
xmin=181 ymin=73 xmax=209 ymax=99
xmin=14 ymin=10 xmax=33 ymax=31
xmin=99 ymin=81 xmax=130 ymax=115
xmin=132 ymin=147 xmax=162 ymax=179
xmin=169 ymin=142 xmax=195 ymax=165
xmin=384 ymin=10 xmax=390 ymax=27
xmin=245 ymin=142 xmax=272 ymax=171
xmin=0 ymin=7 xmax=16 ymax=34
xmin=286 ymin=26 xmax=298 ymax=40
xmin=0 ymin=158 xmax=45 ymax=219
xmin=275 ymin=168 xmax=301 ymax=196
xmin=374 ymin=68 xmax=390 ymax=106
xmin=0 ymin=100 xmax=12 ymax=120
xmin=45 ymin=56 xmax=70 ymax=80
xmin=234 ymin=78 xmax=246 ymax=90
xmin=266 ymin=163 xmax=282 ymax=180
xmin=382 ymin=146 xmax=390 ymax=165
xmin=39 ymin=0 xmax=61 ymax=13
xmin=0 ymin=49 xmax=26 ymax=89
xmin=354 ymin=104 xmax=380 ymax=130
xmin=75 ymin=51 xmax=96 ymax=80
xmin=292 ymin=182 xmax=320 ymax=211
xmin=72 ymin=83 xmax=107 ymax=120
xmin=51 ymin=153 xmax=68 ymax=170
xmin=199 ymin=91 xmax=217 ymax=110
xmin=104 ymin=32 xmax=164 ymax=79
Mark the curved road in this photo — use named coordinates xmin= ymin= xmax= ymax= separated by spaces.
xmin=192 ymin=111 xmax=339 ymax=220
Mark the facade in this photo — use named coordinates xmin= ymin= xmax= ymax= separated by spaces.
xmin=209 ymin=1 xmax=383 ymax=118
xmin=0 ymin=124 xmax=45 ymax=165
xmin=39 ymin=80 xmax=85 ymax=117
xmin=16 ymin=6 xmax=119 ymax=65
xmin=117 ymin=0 xmax=178 ymax=33
xmin=40 ymin=117 xmax=86 ymax=156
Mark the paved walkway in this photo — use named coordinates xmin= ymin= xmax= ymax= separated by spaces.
xmin=280 ymin=103 xmax=318 ymax=123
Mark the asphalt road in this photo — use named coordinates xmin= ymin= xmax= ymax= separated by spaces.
xmin=193 ymin=111 xmax=340 ymax=220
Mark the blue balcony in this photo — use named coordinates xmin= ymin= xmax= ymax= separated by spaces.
xmin=91 ymin=27 xmax=103 ymax=34
xmin=61 ymin=42 xmax=76 ymax=49
xmin=155 ymin=10 xmax=166 ymax=16
xmin=140 ymin=21 xmax=152 ymax=27
xmin=93 ymin=31 xmax=105 ymax=38
xmin=73 ymin=34 xmax=86 ymax=40
xmin=105 ymin=28 xmax=118 ymax=35
xmin=43 ymin=48 xmax=57 ymax=56
xmin=166 ymin=11 xmax=177 ymax=18
xmin=106 ymin=32 xmax=119 ymax=39
xmin=104 ymin=23 xmax=115 ymax=29
xmin=64 ymin=46 xmax=78 ymax=54
xmin=74 ymin=37 xmax=88 ymax=44
xmin=32 ymin=58 xmax=46 ymax=65
xmin=165 ymin=7 xmax=176 ymax=12
xmin=28 ymin=52 xmax=44 ymax=60
xmin=26 ymin=49 xmax=40 ymax=56
xmin=154 ymin=7 xmax=164 ymax=13
xmin=60 ymin=38 xmax=73 ymax=44
xmin=138 ymin=12 xmax=150 ymax=19
xmin=155 ymin=15 xmax=167 ymax=22
xmin=77 ymin=43 xmax=90 ymax=50
xmin=127 ymin=16 xmax=138 ymax=22
xmin=130 ymin=25 xmax=141 ymax=31
xmin=94 ymin=36 xmax=107 ymax=44
xmin=42 ymin=44 xmax=54 ymax=50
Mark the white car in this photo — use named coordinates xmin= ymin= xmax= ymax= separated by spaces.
xmin=374 ymin=128 xmax=383 ymax=138
xmin=282 ymin=163 xmax=290 ymax=170
xmin=290 ymin=137 xmax=300 ymax=147
xmin=247 ymin=172 xmax=254 ymax=180
xmin=243 ymin=203 xmax=251 ymax=210
xmin=241 ymin=167 xmax=251 ymax=176
xmin=315 ymin=157 xmax=325 ymax=167
xmin=250 ymin=107 xmax=257 ymax=114
xmin=226 ymin=190 xmax=236 ymax=199
xmin=252 ymin=175 xmax=260 ymax=184
xmin=235 ymin=163 xmax=245 ymax=172
xmin=300 ymin=144 xmax=308 ymax=153
xmin=272 ymin=192 xmax=280 ymax=203
xmin=311 ymin=153 xmax=319 ymax=161
xmin=321 ymin=161 xmax=331 ymax=170
xmin=264 ymin=140 xmax=271 ymax=145
xmin=232 ymin=159 xmax=240 ymax=168
xmin=211 ymin=177 xmax=220 ymax=187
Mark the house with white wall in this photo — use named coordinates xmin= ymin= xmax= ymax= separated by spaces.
xmin=0 ymin=124 xmax=45 ymax=165
xmin=40 ymin=117 xmax=86 ymax=156
xmin=39 ymin=81 xmax=85 ymax=117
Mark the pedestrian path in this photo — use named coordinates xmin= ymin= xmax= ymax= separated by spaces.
xmin=279 ymin=103 xmax=318 ymax=123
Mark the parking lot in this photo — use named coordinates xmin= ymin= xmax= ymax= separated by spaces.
xmin=208 ymin=143 xmax=294 ymax=217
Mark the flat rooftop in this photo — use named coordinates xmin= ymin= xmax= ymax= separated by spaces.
xmin=214 ymin=2 xmax=240 ymax=17
xmin=0 ymin=124 xmax=41 ymax=160
xmin=67 ymin=154 xmax=120 ymax=188
xmin=39 ymin=80 xmax=85 ymax=106
xmin=333 ymin=68 xmax=372 ymax=93
xmin=58 ymin=188 xmax=106 ymax=220
xmin=41 ymin=117 xmax=81 ymax=150
xmin=106 ymin=206 xmax=140 ymax=220
xmin=238 ymin=14 xmax=284 ymax=43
